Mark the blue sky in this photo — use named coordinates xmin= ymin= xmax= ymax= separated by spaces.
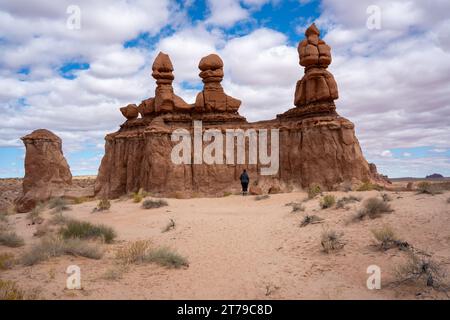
xmin=0 ymin=0 xmax=449 ymax=178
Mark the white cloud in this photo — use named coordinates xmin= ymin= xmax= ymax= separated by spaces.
xmin=380 ymin=150 xmax=393 ymax=157
xmin=205 ymin=0 xmax=249 ymax=27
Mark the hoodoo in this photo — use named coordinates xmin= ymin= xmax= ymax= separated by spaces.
xmin=94 ymin=24 xmax=387 ymax=199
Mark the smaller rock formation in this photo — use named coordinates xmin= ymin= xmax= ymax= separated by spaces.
xmin=194 ymin=54 xmax=241 ymax=113
xmin=136 ymin=52 xmax=191 ymax=117
xmin=15 ymin=129 xmax=72 ymax=212
xmin=120 ymin=104 xmax=139 ymax=120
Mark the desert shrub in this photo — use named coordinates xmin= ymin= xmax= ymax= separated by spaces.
xmin=132 ymin=188 xmax=148 ymax=203
xmin=48 ymin=197 xmax=70 ymax=212
xmin=0 ymin=280 xmax=25 ymax=300
xmin=92 ymin=199 xmax=111 ymax=212
xmin=0 ymin=253 xmax=15 ymax=270
xmin=27 ymin=203 xmax=45 ymax=224
xmin=33 ymin=224 xmax=50 ymax=237
xmin=49 ymin=212 xmax=70 ymax=225
xmin=73 ymin=197 xmax=90 ymax=204
xmin=291 ymin=203 xmax=305 ymax=213
xmin=116 ymin=241 xmax=188 ymax=268
xmin=21 ymin=236 xmax=103 ymax=266
xmin=254 ymin=195 xmax=269 ymax=201
xmin=144 ymin=247 xmax=189 ymax=269
xmin=223 ymin=192 xmax=232 ymax=197
xmin=320 ymin=195 xmax=336 ymax=209
xmin=356 ymin=181 xmax=382 ymax=191
xmin=336 ymin=195 xmax=361 ymax=209
xmin=381 ymin=193 xmax=392 ymax=202
xmin=308 ymin=184 xmax=321 ymax=199
xmin=60 ymin=220 xmax=116 ymax=243
xmin=0 ymin=230 xmax=24 ymax=247
xmin=133 ymin=193 xmax=143 ymax=203
xmin=142 ymin=199 xmax=168 ymax=210
xmin=321 ymin=229 xmax=344 ymax=253
xmin=416 ymin=182 xmax=444 ymax=195
xmin=162 ymin=219 xmax=176 ymax=233
xmin=353 ymin=197 xmax=393 ymax=221
xmin=395 ymin=253 xmax=449 ymax=291
xmin=371 ymin=225 xmax=410 ymax=251
xmin=116 ymin=240 xmax=152 ymax=264
xmin=300 ymin=215 xmax=324 ymax=227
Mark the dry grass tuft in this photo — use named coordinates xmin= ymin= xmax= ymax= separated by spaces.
xmin=0 ymin=228 xmax=24 ymax=248
xmin=92 ymin=199 xmax=111 ymax=212
xmin=300 ymin=215 xmax=324 ymax=227
xmin=394 ymin=253 xmax=449 ymax=292
xmin=320 ymin=195 xmax=336 ymax=209
xmin=371 ymin=225 xmax=410 ymax=251
xmin=336 ymin=195 xmax=361 ymax=209
xmin=320 ymin=229 xmax=344 ymax=253
xmin=307 ymin=184 xmax=321 ymax=199
xmin=27 ymin=203 xmax=45 ymax=225
xmin=0 ymin=279 xmax=26 ymax=300
xmin=116 ymin=240 xmax=188 ymax=268
xmin=142 ymin=199 xmax=168 ymax=210
xmin=21 ymin=236 xmax=103 ymax=266
xmin=60 ymin=220 xmax=116 ymax=243
xmin=353 ymin=197 xmax=393 ymax=221
xmin=0 ymin=253 xmax=15 ymax=270
xmin=356 ymin=181 xmax=382 ymax=191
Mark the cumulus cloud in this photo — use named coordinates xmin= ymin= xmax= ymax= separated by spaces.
xmin=0 ymin=0 xmax=449 ymax=178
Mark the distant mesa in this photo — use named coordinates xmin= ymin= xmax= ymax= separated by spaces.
xmin=426 ymin=173 xmax=444 ymax=179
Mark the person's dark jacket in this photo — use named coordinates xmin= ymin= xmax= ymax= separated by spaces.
xmin=240 ymin=172 xmax=249 ymax=183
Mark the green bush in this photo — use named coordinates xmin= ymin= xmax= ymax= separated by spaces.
xmin=60 ymin=220 xmax=116 ymax=243
xmin=320 ymin=195 xmax=336 ymax=209
xmin=142 ymin=199 xmax=168 ymax=209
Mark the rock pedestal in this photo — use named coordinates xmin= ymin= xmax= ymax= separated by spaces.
xmin=15 ymin=129 xmax=73 ymax=212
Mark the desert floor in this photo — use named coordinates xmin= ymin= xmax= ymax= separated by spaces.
xmin=1 ymin=189 xmax=450 ymax=300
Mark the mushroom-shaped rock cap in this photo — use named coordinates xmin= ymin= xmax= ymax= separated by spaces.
xmin=152 ymin=52 xmax=174 ymax=72
xmin=199 ymin=54 xmax=223 ymax=71
xmin=21 ymin=129 xmax=61 ymax=142
xmin=305 ymin=23 xmax=320 ymax=37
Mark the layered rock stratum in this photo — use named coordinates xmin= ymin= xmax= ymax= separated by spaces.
xmin=95 ymin=24 xmax=387 ymax=198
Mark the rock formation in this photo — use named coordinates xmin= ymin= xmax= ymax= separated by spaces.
xmin=95 ymin=25 xmax=387 ymax=199
xmin=135 ymin=52 xmax=191 ymax=118
xmin=15 ymin=129 xmax=73 ymax=212
xmin=284 ymin=23 xmax=339 ymax=118
xmin=194 ymin=54 xmax=241 ymax=113
xmin=15 ymin=129 xmax=96 ymax=212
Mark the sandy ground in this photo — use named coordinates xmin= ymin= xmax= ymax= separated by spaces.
xmin=1 ymin=189 xmax=450 ymax=300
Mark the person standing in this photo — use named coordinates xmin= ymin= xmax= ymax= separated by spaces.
xmin=239 ymin=169 xmax=249 ymax=196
